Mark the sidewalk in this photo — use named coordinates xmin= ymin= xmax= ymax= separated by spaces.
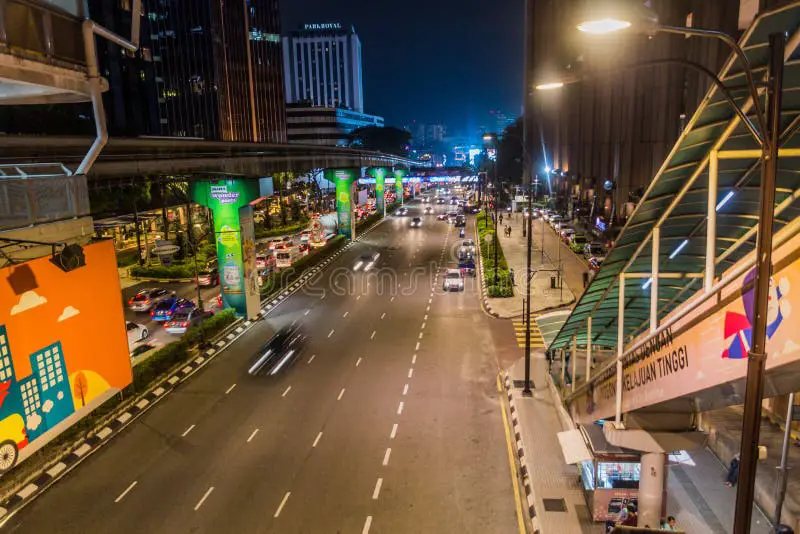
xmin=509 ymin=352 xmax=777 ymax=534
xmin=486 ymin=217 xmax=579 ymax=318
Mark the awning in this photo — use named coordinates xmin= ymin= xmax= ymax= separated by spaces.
xmin=551 ymin=2 xmax=800 ymax=350
xmin=558 ymin=429 xmax=594 ymax=465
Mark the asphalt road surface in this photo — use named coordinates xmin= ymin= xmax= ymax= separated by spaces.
xmin=4 ymin=201 xmax=520 ymax=534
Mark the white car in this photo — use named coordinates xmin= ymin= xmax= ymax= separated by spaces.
xmin=126 ymin=321 xmax=149 ymax=349
xmin=410 ymin=217 xmax=423 ymax=227
xmin=443 ymin=269 xmax=464 ymax=292
xmin=460 ymin=240 xmax=476 ymax=255
xmin=354 ymin=251 xmax=380 ymax=271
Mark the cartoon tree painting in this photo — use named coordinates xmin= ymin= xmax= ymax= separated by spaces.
xmin=73 ymin=372 xmax=88 ymax=407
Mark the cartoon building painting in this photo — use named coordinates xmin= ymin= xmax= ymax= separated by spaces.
xmin=31 ymin=342 xmax=74 ymax=431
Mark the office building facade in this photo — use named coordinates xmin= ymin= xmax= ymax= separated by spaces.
xmin=286 ymin=104 xmax=383 ymax=146
xmin=282 ymin=23 xmax=364 ymax=112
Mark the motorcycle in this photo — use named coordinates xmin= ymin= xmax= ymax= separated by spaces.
xmin=459 ymin=229 xmax=465 ymax=238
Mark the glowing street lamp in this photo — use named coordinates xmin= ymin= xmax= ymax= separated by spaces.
xmin=535 ymin=81 xmax=565 ymax=91
xmin=577 ymin=18 xmax=631 ymax=34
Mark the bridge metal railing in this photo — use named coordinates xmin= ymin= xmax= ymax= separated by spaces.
xmin=0 ymin=0 xmax=85 ymax=69
xmin=0 ymin=163 xmax=90 ymax=232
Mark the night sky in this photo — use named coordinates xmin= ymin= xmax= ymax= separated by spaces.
xmin=281 ymin=0 xmax=523 ymax=139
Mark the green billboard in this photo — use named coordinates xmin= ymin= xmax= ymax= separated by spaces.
xmin=325 ymin=168 xmax=359 ymax=240
xmin=367 ymin=167 xmax=389 ymax=216
xmin=393 ymin=168 xmax=408 ymax=205
xmin=190 ymin=179 xmax=260 ymax=318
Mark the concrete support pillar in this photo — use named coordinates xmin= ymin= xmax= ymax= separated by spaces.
xmin=368 ymin=167 xmax=387 ymax=217
xmin=326 ymin=168 xmax=359 ymax=240
xmin=393 ymin=169 xmax=408 ymax=206
xmin=639 ymin=451 xmax=666 ymax=528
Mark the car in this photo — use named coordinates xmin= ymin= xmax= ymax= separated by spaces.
xmin=436 ymin=213 xmax=449 ymax=221
xmin=128 ymin=288 xmax=170 ymax=312
xmin=268 ymin=236 xmax=294 ymax=250
xmin=424 ymin=206 xmax=434 ymax=215
xmin=151 ymin=297 xmax=194 ymax=322
xmin=354 ymin=251 xmax=380 ymax=271
xmin=165 ymin=308 xmax=212 ymax=335
xmin=588 ymin=256 xmax=605 ymax=271
xmin=298 ymin=243 xmax=311 ymax=256
xmin=276 ymin=248 xmax=300 ymax=268
xmin=458 ymin=255 xmax=476 ymax=277
xmin=126 ymin=321 xmax=149 ymax=348
xmin=570 ymin=235 xmax=588 ymax=253
xmin=454 ymin=215 xmax=466 ymax=227
xmin=436 ymin=198 xmax=446 ymax=205
xmin=422 ymin=196 xmax=430 ymax=203
xmin=585 ymin=242 xmax=606 ymax=258
xmin=460 ymin=239 xmax=476 ymax=255
xmin=447 ymin=212 xmax=459 ymax=223
xmin=299 ymin=230 xmax=313 ymax=243
xmin=443 ymin=268 xmax=464 ymax=292
xmin=256 ymin=253 xmax=276 ymax=271
xmin=0 ymin=413 xmax=28 ymax=472
xmin=467 ymin=205 xmax=481 ymax=214
xmin=396 ymin=207 xmax=409 ymax=216
xmin=410 ymin=217 xmax=423 ymax=228
xmin=197 ymin=267 xmax=219 ymax=287
xmin=560 ymin=227 xmax=575 ymax=242
xmin=248 ymin=323 xmax=308 ymax=376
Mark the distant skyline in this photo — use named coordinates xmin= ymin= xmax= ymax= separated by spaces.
xmin=281 ymin=0 xmax=523 ymax=139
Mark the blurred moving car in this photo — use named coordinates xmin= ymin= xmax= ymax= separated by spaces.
xmin=248 ymin=323 xmax=308 ymax=376
xmin=458 ymin=254 xmax=476 ymax=277
xmin=410 ymin=217 xmax=423 ymax=228
xmin=151 ymin=297 xmax=194 ymax=322
xmin=197 ymin=265 xmax=219 ymax=287
xmin=570 ymin=235 xmax=588 ymax=253
xmin=454 ymin=215 xmax=466 ymax=227
xmin=299 ymin=230 xmax=313 ymax=243
xmin=276 ymin=248 xmax=300 ymax=269
xmin=443 ymin=268 xmax=464 ymax=292
xmin=436 ymin=213 xmax=448 ymax=221
xmin=128 ymin=288 xmax=170 ymax=312
xmin=354 ymin=251 xmax=380 ymax=271
xmin=165 ymin=308 xmax=212 ymax=335
xmin=424 ymin=206 xmax=434 ymax=215
xmin=397 ymin=207 xmax=409 ymax=216
xmin=460 ymin=239 xmax=476 ymax=255
xmin=584 ymin=241 xmax=606 ymax=258
xmin=126 ymin=322 xmax=149 ymax=348
xmin=436 ymin=198 xmax=446 ymax=205
xmin=268 ymin=236 xmax=294 ymax=251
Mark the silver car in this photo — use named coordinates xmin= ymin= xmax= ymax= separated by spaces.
xmin=128 ymin=288 xmax=170 ymax=312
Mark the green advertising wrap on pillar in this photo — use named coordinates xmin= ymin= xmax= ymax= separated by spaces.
xmin=368 ymin=167 xmax=389 ymax=216
xmin=190 ymin=179 xmax=260 ymax=317
xmin=325 ymin=168 xmax=359 ymax=240
xmin=393 ymin=168 xmax=408 ymax=205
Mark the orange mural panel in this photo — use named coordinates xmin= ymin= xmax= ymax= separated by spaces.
xmin=0 ymin=240 xmax=132 ymax=473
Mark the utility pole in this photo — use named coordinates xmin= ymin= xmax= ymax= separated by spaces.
xmin=523 ymin=175 xmax=534 ymax=395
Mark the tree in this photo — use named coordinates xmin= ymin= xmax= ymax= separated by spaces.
xmin=290 ymin=199 xmax=302 ymax=222
xmin=497 ymin=117 xmax=524 ymax=184
xmin=73 ymin=372 xmax=88 ymax=407
xmin=349 ymin=126 xmax=412 ymax=156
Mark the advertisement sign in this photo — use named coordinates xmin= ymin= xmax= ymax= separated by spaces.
xmin=367 ymin=167 xmax=388 ymax=215
xmin=572 ymin=230 xmax=800 ymax=424
xmin=393 ymin=168 xmax=408 ymax=204
xmin=190 ymin=179 xmax=259 ymax=316
xmin=0 ymin=241 xmax=132 ymax=473
xmin=239 ymin=206 xmax=260 ymax=320
xmin=325 ymin=168 xmax=358 ymax=239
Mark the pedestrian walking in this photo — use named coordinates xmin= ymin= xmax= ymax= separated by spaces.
xmin=725 ymin=453 xmax=740 ymax=487
xmin=508 ymin=226 xmax=512 ymax=238
xmin=510 ymin=268 xmax=515 ymax=286
xmin=499 ymin=213 xmax=504 ymax=225
xmin=661 ymin=516 xmax=678 ymax=531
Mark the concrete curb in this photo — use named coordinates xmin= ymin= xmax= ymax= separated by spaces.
xmin=474 ymin=224 xmax=503 ymax=319
xmin=503 ymin=373 xmax=541 ymax=534
xmin=0 ymin=217 xmax=388 ymax=524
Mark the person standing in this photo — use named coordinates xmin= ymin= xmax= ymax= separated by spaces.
xmin=725 ymin=453 xmax=741 ymax=487
xmin=661 ymin=516 xmax=678 ymax=531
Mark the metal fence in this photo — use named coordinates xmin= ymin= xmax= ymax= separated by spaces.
xmin=0 ymin=0 xmax=85 ymax=67
xmin=0 ymin=164 xmax=90 ymax=231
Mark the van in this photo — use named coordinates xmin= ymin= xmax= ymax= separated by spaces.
xmin=275 ymin=248 xmax=300 ymax=269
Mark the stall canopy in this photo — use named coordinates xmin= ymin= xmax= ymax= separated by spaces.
xmin=551 ymin=2 xmax=800 ymax=351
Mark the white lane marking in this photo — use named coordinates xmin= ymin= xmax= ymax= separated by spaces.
xmin=372 ymin=477 xmax=383 ymax=500
xmin=381 ymin=312 xmax=386 ymax=319
xmin=355 ymin=356 xmax=363 ymax=367
xmin=321 ymin=294 xmax=326 ymax=300
xmin=307 ymin=354 xmax=316 ymax=364
xmin=114 ymin=481 xmax=137 ymax=503
xmin=343 ymin=311 xmax=349 ymax=318
xmin=328 ymin=329 xmax=335 ymax=338
xmin=428 ymin=298 xmax=432 ymax=304
xmin=424 ymin=314 xmax=428 ymax=320
xmin=371 ymin=330 xmax=376 ymax=340
xmin=274 ymin=492 xmax=291 ymax=517
xmin=397 ymin=401 xmax=404 ymax=415
xmin=383 ymin=448 xmax=392 ymax=466
xmin=421 ymin=322 xmax=426 ymax=329
xmin=304 ymin=309 xmax=311 ymax=316
xmin=412 ymin=354 xmax=417 ymax=364
xmin=357 ymin=295 xmax=362 ymax=300
xmin=247 ymin=429 xmax=259 ymax=443
xmin=363 ymin=516 xmax=373 ymax=534
xmin=390 ymin=423 xmax=398 ymax=439
xmin=313 ymin=431 xmax=323 ymax=447
xmin=415 ymin=342 xmax=420 ymax=350
xmin=418 ymin=332 xmax=423 ymax=339
xmin=430 ymin=292 xmax=434 ymax=297
xmin=338 ymin=388 xmax=346 ymax=400
xmin=282 ymin=386 xmax=292 ymax=397
xmin=408 ymin=368 xmax=414 ymax=378
xmin=194 ymin=487 xmax=214 ymax=511
xmin=225 ymin=383 xmax=237 ymax=395
xmin=181 ymin=424 xmax=195 ymax=437
xmin=403 ymin=384 xmax=409 ymax=395
xmin=390 ymin=296 xmax=395 ymax=302
xmin=426 ymin=305 xmax=430 ymax=312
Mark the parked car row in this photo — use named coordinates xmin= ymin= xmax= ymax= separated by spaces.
xmin=538 ymin=209 xmax=607 ymax=272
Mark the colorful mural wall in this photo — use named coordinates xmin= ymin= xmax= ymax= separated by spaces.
xmin=0 ymin=240 xmax=132 ymax=472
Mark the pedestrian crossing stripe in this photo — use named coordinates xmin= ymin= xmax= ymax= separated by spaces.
xmin=512 ymin=319 xmax=546 ymax=348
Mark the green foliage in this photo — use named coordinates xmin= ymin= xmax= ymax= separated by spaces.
xmin=255 ymin=219 xmax=308 ymax=239
xmin=475 ymin=212 xmax=513 ymax=298
xmin=290 ymin=200 xmax=303 ymax=222
xmin=348 ymin=126 xmax=412 ymax=156
xmin=116 ymin=248 xmax=140 ymax=268
xmin=130 ymin=264 xmax=194 ymax=279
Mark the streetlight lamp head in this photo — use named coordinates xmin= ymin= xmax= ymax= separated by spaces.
xmin=577 ymin=18 xmax=631 ymax=34
xmin=482 ymin=134 xmax=493 ymax=142
xmin=535 ymin=81 xmax=565 ymax=91
xmin=544 ymin=166 xmax=551 ymax=173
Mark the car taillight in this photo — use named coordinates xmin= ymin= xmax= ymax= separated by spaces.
xmin=128 ymin=299 xmax=134 ymax=305
xmin=150 ymin=310 xmax=155 ymax=316
xmin=182 ymin=322 xmax=189 ymax=327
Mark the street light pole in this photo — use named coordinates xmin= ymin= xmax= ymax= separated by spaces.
xmin=734 ymin=32 xmax=784 ymax=534
xmin=523 ymin=174 xmax=534 ymax=396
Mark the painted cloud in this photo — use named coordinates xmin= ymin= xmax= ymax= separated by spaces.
xmin=42 ymin=399 xmax=54 ymax=414
xmin=57 ymin=305 xmax=80 ymax=322
xmin=26 ymin=413 xmax=42 ymax=431
xmin=10 ymin=291 xmax=47 ymax=315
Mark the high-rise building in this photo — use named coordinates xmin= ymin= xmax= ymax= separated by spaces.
xmin=282 ymin=23 xmax=364 ymax=112
xmin=84 ymin=0 xmax=286 ymax=142
xmin=285 ymin=104 xmax=383 ymax=146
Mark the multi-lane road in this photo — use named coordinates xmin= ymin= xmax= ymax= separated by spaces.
xmin=3 ymin=201 xmax=522 ymax=533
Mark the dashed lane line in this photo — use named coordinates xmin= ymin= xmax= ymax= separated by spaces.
xmin=313 ymin=432 xmax=323 ymax=447
xmin=181 ymin=425 xmax=195 ymax=437
xmin=338 ymin=388 xmax=346 ymax=401
xmin=114 ymin=481 xmax=137 ymax=503
xmin=194 ymin=487 xmax=214 ymax=511
xmin=282 ymin=386 xmax=292 ymax=398
xmin=274 ymin=492 xmax=291 ymax=518
xmin=372 ymin=478 xmax=383 ymax=500
xmin=397 ymin=401 xmax=404 ymax=415
xmin=247 ymin=429 xmax=259 ymax=443
xmin=225 ymin=383 xmax=236 ymax=395
xmin=382 ymin=448 xmax=392 ymax=466
xmin=390 ymin=423 xmax=398 ymax=439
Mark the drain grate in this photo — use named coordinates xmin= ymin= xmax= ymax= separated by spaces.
xmin=542 ymin=498 xmax=568 ymax=512
xmin=513 ymin=380 xmax=533 ymax=389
